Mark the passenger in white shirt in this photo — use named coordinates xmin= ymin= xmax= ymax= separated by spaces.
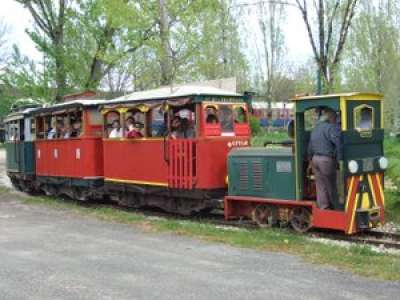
xmin=109 ymin=119 xmax=123 ymax=138
xmin=48 ymin=120 xmax=64 ymax=139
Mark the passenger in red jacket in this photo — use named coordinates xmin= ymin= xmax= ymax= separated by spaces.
xmin=126 ymin=118 xmax=143 ymax=138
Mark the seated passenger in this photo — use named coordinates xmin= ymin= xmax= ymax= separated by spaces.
xmin=48 ymin=120 xmax=63 ymax=139
xmin=70 ymin=120 xmax=82 ymax=138
xmin=171 ymin=117 xmax=195 ymax=139
xmin=63 ymin=125 xmax=71 ymax=138
xmin=206 ymin=114 xmax=218 ymax=124
xmin=126 ymin=118 xmax=143 ymax=138
xmin=109 ymin=120 xmax=123 ymax=138
xmin=170 ymin=116 xmax=182 ymax=139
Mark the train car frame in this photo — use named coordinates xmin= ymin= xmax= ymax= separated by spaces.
xmin=100 ymin=85 xmax=251 ymax=214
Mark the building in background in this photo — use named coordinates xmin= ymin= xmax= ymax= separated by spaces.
xmin=251 ymin=101 xmax=293 ymax=128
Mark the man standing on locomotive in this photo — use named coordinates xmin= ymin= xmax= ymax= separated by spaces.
xmin=308 ymin=109 xmax=342 ymax=209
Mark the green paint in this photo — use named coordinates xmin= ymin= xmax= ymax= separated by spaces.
xmin=5 ymin=141 xmax=36 ymax=174
xmin=228 ymin=147 xmax=296 ymax=200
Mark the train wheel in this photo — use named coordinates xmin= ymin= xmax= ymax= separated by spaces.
xmin=251 ymin=204 xmax=278 ymax=228
xmin=289 ymin=207 xmax=312 ymax=233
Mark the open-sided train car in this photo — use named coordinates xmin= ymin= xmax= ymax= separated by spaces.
xmin=225 ymin=93 xmax=387 ymax=234
xmin=100 ymin=85 xmax=251 ymax=214
xmin=32 ymin=99 xmax=106 ymax=199
xmin=4 ymin=106 xmax=40 ymax=192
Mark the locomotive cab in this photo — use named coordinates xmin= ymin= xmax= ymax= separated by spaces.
xmin=225 ymin=92 xmax=386 ymax=234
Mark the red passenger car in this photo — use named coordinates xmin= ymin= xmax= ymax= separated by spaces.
xmin=100 ymin=85 xmax=251 ymax=214
xmin=33 ymin=99 xmax=105 ymax=200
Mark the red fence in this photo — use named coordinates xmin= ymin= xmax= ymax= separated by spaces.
xmin=168 ymin=139 xmax=196 ymax=189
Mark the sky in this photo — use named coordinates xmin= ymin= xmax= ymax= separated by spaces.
xmin=0 ymin=0 xmax=313 ymax=70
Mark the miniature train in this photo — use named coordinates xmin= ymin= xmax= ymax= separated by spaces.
xmin=4 ymin=87 xmax=387 ymax=235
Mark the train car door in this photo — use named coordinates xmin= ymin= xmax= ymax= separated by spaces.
xmin=166 ymin=106 xmax=197 ymax=189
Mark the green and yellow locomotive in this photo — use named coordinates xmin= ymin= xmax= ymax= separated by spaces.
xmin=225 ymin=93 xmax=387 ymax=234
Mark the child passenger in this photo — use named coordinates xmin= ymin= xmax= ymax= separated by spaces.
xmin=109 ymin=119 xmax=123 ymax=138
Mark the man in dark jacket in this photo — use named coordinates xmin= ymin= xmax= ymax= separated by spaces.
xmin=308 ymin=109 xmax=342 ymax=209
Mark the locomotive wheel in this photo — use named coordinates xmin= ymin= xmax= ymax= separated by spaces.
xmin=251 ymin=204 xmax=278 ymax=228
xmin=289 ymin=207 xmax=312 ymax=233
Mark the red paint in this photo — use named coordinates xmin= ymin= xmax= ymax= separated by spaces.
xmin=345 ymin=176 xmax=361 ymax=234
xmin=203 ymin=124 xmax=221 ymax=136
xmin=312 ymin=208 xmax=347 ymax=231
xmin=370 ymin=173 xmax=385 ymax=222
xmin=168 ymin=139 xmax=195 ymax=189
xmin=103 ymin=136 xmax=249 ymax=190
xmin=103 ymin=139 xmax=169 ymax=184
xmin=36 ymin=137 xmax=103 ymax=178
xmin=196 ymin=137 xmax=249 ymax=189
xmin=234 ymin=123 xmax=250 ymax=136
xmin=224 ymin=195 xmax=358 ymax=234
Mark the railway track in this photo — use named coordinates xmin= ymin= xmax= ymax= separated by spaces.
xmin=58 ymin=197 xmax=400 ymax=251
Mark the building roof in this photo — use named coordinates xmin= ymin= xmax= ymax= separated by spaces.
xmin=291 ymin=92 xmax=383 ymax=101
xmin=108 ymin=85 xmax=242 ymax=104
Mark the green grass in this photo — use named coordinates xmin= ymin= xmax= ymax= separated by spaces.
xmin=251 ymin=130 xmax=289 ymax=147
xmin=2 ymin=187 xmax=397 ymax=281
xmin=384 ymin=137 xmax=400 ymax=223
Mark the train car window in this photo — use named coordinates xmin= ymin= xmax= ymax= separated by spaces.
xmin=205 ymin=106 xmax=219 ymax=124
xmin=36 ymin=116 xmax=48 ymax=140
xmin=126 ymin=109 xmax=145 ymax=138
xmin=234 ymin=106 xmax=247 ymax=124
xmin=151 ymin=108 xmax=166 ymax=137
xmin=68 ymin=111 xmax=83 ymax=138
xmin=219 ymin=105 xmax=234 ymax=133
xmin=105 ymin=111 xmax=122 ymax=138
xmin=6 ymin=121 xmax=19 ymax=141
xmin=354 ymin=105 xmax=374 ymax=131
xmin=171 ymin=107 xmax=196 ymax=139
xmin=304 ymin=108 xmax=320 ymax=131
xmin=24 ymin=118 xmax=33 ymax=141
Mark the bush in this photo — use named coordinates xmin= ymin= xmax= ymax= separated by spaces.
xmin=249 ymin=115 xmax=261 ymax=136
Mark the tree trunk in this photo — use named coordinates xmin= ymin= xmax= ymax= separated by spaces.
xmin=158 ymin=0 xmax=173 ymax=85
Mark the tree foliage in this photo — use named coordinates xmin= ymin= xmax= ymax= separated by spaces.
xmin=4 ymin=0 xmax=249 ymax=107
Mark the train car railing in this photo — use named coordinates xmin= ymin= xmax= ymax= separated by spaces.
xmin=168 ymin=139 xmax=197 ymax=189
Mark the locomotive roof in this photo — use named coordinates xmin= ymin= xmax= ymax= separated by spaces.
xmin=33 ymin=99 xmax=107 ymax=114
xmin=291 ymin=92 xmax=383 ymax=101
xmin=107 ymin=85 xmax=243 ymax=105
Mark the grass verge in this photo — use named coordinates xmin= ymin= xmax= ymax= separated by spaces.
xmin=3 ymin=187 xmax=398 ymax=281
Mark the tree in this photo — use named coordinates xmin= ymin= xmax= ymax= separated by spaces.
xmin=295 ymin=0 xmax=359 ymax=93
xmin=69 ymin=0 xmax=156 ymax=90
xmin=0 ymin=19 xmax=10 ymax=72
xmin=343 ymin=0 xmax=400 ymax=131
xmin=17 ymin=0 xmax=69 ymax=101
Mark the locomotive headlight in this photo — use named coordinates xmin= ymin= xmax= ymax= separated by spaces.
xmin=348 ymin=160 xmax=359 ymax=174
xmin=378 ymin=157 xmax=389 ymax=170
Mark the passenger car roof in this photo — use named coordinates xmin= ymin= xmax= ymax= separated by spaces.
xmin=4 ymin=107 xmax=41 ymax=123
xmin=108 ymin=85 xmax=242 ymax=105
xmin=33 ymin=99 xmax=107 ymax=115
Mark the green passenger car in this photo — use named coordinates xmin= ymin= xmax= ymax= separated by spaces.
xmin=4 ymin=107 xmax=39 ymax=191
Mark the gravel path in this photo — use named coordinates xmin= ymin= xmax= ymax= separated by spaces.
xmin=0 ymin=149 xmax=399 ymax=299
